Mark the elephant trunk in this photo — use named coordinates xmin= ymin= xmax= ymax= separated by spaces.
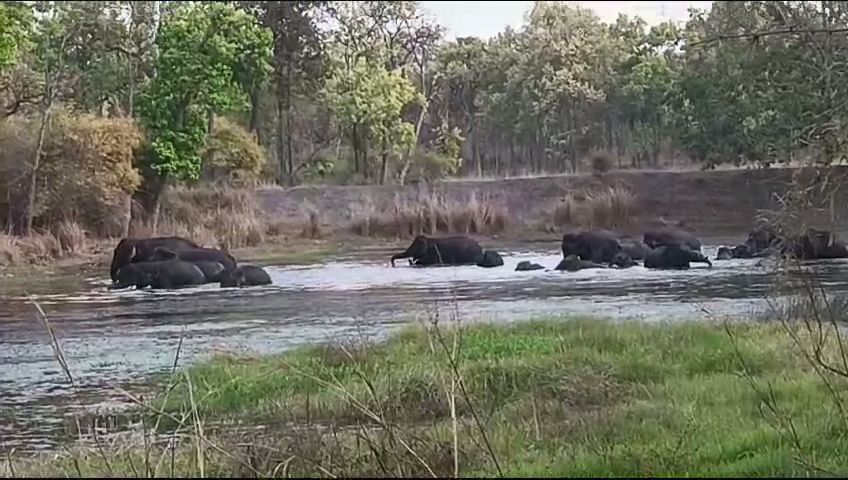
xmin=390 ymin=252 xmax=405 ymax=267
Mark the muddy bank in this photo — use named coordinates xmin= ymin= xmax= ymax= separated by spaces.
xmin=256 ymin=166 xmax=848 ymax=238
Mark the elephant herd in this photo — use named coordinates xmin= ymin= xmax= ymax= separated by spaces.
xmin=108 ymin=236 xmax=273 ymax=290
xmin=389 ymin=225 xmax=848 ymax=273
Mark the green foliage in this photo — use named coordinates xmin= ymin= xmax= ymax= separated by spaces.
xmin=139 ymin=2 xmax=272 ymax=181
xmin=0 ymin=1 xmax=32 ymax=71
xmin=201 ymin=117 xmax=267 ymax=185
xmin=323 ymin=57 xmax=423 ymax=167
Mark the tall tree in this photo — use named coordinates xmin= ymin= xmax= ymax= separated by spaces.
xmin=138 ymin=2 xmax=272 ymax=230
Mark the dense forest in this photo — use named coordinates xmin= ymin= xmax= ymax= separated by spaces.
xmin=1 ymin=1 xmax=847 ymax=238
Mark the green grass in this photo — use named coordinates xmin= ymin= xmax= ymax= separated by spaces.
xmin=9 ymin=317 xmax=848 ymax=478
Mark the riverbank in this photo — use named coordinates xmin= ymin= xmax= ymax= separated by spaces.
xmin=7 ymin=316 xmax=848 ymax=477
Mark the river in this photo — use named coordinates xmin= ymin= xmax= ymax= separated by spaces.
xmin=1 ymin=242 xmax=846 ymax=452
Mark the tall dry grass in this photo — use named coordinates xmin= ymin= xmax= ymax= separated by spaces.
xmin=552 ymin=184 xmax=636 ymax=229
xmin=350 ymin=190 xmax=510 ymax=238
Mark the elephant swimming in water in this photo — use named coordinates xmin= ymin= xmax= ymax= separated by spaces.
xmin=109 ymin=259 xmax=207 ymax=290
xmin=555 ymin=254 xmax=609 ymax=272
xmin=220 ymin=265 xmax=273 ymax=287
xmin=794 ymin=228 xmax=848 ymax=260
xmin=643 ymin=228 xmax=702 ymax=252
xmin=515 ymin=261 xmax=545 ymax=271
xmin=477 ymin=250 xmax=504 ymax=268
xmin=110 ymin=236 xmax=199 ymax=281
xmin=151 ymin=246 xmax=238 ymax=271
xmin=644 ymin=244 xmax=712 ymax=270
xmin=561 ymin=229 xmax=624 ymax=264
xmin=391 ymin=235 xmax=493 ymax=267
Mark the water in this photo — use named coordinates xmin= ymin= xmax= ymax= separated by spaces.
xmin=2 ymin=243 xmax=847 ymax=452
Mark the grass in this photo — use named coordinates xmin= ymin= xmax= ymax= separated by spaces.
xmin=350 ymin=189 xmax=510 ymax=238
xmin=9 ymin=316 xmax=848 ymax=477
xmin=553 ymin=184 xmax=637 ymax=229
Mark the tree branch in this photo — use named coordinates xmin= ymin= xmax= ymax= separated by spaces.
xmin=686 ymin=26 xmax=848 ymax=49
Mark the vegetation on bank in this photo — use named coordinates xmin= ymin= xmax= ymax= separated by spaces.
xmin=9 ymin=317 xmax=848 ymax=477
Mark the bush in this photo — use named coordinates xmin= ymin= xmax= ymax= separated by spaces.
xmin=404 ymin=148 xmax=462 ymax=184
xmin=0 ymin=111 xmax=143 ymax=236
xmin=201 ymin=116 xmax=267 ymax=186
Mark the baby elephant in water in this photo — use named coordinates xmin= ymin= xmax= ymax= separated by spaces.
xmin=555 ymin=254 xmax=608 ymax=272
xmin=220 ymin=265 xmax=273 ymax=288
xmin=515 ymin=260 xmax=545 ymax=271
xmin=644 ymin=244 xmax=712 ymax=269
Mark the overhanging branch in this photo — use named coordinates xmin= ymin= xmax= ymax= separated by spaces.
xmin=686 ymin=26 xmax=848 ymax=49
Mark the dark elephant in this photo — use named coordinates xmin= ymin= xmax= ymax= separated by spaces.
xmin=515 ymin=261 xmax=545 ymax=271
xmin=716 ymin=246 xmax=734 ymax=260
xmin=391 ymin=235 xmax=484 ymax=267
xmin=110 ymin=236 xmax=199 ymax=281
xmin=611 ymin=252 xmax=637 ymax=268
xmin=151 ymin=246 xmax=237 ymax=271
xmin=644 ymin=245 xmax=712 ymax=270
xmin=746 ymin=226 xmax=780 ymax=254
xmin=477 ymin=250 xmax=504 ymax=268
xmin=109 ymin=259 xmax=206 ymax=290
xmin=220 ymin=265 xmax=273 ymax=288
xmin=193 ymin=261 xmax=226 ymax=283
xmin=795 ymin=228 xmax=848 ymax=260
xmin=620 ymin=239 xmax=648 ymax=261
xmin=555 ymin=254 xmax=608 ymax=272
xmin=561 ymin=229 xmax=623 ymax=264
xmin=643 ymin=228 xmax=702 ymax=252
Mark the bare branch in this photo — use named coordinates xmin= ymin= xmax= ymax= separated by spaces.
xmin=686 ymin=26 xmax=848 ymax=49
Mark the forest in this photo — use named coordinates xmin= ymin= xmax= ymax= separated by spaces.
xmin=1 ymin=1 xmax=846 ymax=243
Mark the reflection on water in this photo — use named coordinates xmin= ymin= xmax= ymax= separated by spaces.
xmin=2 ymin=244 xmax=848 ymax=451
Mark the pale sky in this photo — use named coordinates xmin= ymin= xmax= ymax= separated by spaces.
xmin=420 ymin=1 xmax=714 ymax=40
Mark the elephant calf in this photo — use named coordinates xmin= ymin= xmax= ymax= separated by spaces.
xmin=643 ymin=228 xmax=702 ymax=252
xmin=220 ymin=265 xmax=273 ymax=288
xmin=477 ymin=250 xmax=504 ymax=268
xmin=110 ymin=259 xmax=207 ymax=290
xmin=644 ymin=245 xmax=712 ymax=270
xmin=515 ymin=261 xmax=545 ymax=272
xmin=555 ymin=254 xmax=608 ymax=272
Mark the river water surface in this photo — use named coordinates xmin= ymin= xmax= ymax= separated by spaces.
xmin=2 ymin=242 xmax=848 ymax=452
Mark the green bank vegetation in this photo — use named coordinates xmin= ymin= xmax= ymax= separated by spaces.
xmin=8 ymin=316 xmax=848 ymax=477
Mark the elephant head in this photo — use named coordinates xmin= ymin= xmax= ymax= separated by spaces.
xmin=560 ymin=233 xmax=583 ymax=258
xmin=391 ymin=235 xmax=429 ymax=267
xmin=110 ymin=238 xmax=138 ymax=282
xmin=611 ymin=252 xmax=636 ymax=268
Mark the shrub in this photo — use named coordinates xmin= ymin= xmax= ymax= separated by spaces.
xmin=0 ymin=111 xmax=143 ymax=236
xmin=0 ymin=235 xmax=22 ymax=266
xmin=55 ymin=220 xmax=86 ymax=254
xmin=554 ymin=194 xmax=578 ymax=226
xmin=201 ymin=116 xmax=267 ymax=186
xmin=585 ymin=184 xmax=635 ymax=229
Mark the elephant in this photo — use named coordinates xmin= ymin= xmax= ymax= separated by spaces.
xmin=151 ymin=246 xmax=237 ymax=271
xmin=220 ymin=265 xmax=273 ymax=288
xmin=611 ymin=252 xmax=637 ymax=268
xmin=477 ymin=250 xmax=504 ymax=268
xmin=391 ymin=235 xmax=485 ymax=267
xmin=620 ymin=239 xmax=648 ymax=261
xmin=193 ymin=260 xmax=227 ymax=283
xmin=109 ymin=259 xmax=206 ymax=290
xmin=644 ymin=244 xmax=712 ymax=270
xmin=555 ymin=254 xmax=608 ymax=272
xmin=515 ymin=261 xmax=545 ymax=271
xmin=643 ymin=228 xmax=702 ymax=252
xmin=746 ymin=226 xmax=780 ymax=254
xmin=716 ymin=246 xmax=734 ymax=260
xmin=110 ymin=236 xmax=199 ymax=281
xmin=795 ymin=228 xmax=848 ymax=260
xmin=561 ymin=229 xmax=623 ymax=264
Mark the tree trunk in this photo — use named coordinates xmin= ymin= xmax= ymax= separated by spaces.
xmin=121 ymin=193 xmax=132 ymax=238
xmin=149 ymin=173 xmax=168 ymax=235
xmin=248 ymin=86 xmax=259 ymax=135
xmin=380 ymin=146 xmax=389 ymax=185
xmin=23 ymin=91 xmax=54 ymax=235
xmin=276 ymin=88 xmax=286 ymax=183
xmin=285 ymin=69 xmax=294 ymax=185
xmin=352 ymin=124 xmax=361 ymax=175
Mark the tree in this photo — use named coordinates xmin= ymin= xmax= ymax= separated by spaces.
xmin=323 ymin=57 xmax=422 ymax=184
xmin=0 ymin=1 xmax=32 ymax=71
xmin=138 ymin=2 xmax=272 ymax=230
xmin=241 ymin=1 xmax=329 ymax=184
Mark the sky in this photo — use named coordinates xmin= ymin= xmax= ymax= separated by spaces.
xmin=419 ymin=1 xmax=714 ymax=40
